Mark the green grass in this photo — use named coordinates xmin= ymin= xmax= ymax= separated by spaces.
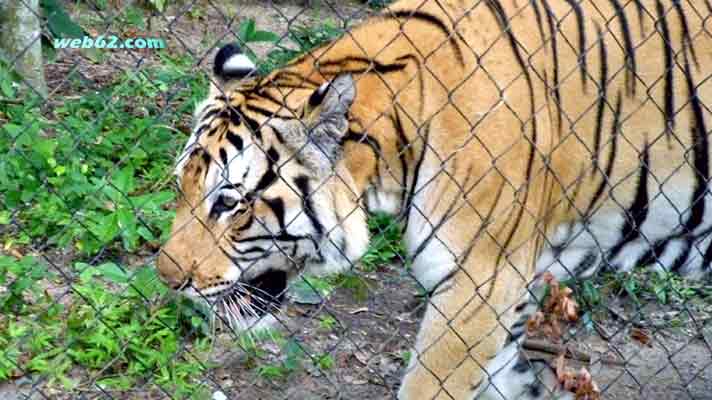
xmin=561 ymin=266 xmax=712 ymax=334
xmin=361 ymin=212 xmax=406 ymax=271
xmin=0 ymin=14 xmax=402 ymax=396
xmin=0 ymin=43 xmax=211 ymax=397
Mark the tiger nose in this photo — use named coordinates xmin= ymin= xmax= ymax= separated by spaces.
xmin=156 ymin=250 xmax=192 ymax=290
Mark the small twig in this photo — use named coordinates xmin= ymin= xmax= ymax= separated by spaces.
xmin=523 ymin=339 xmax=630 ymax=367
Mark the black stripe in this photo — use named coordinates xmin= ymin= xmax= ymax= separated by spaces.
xmin=574 ymin=251 xmax=599 ymax=276
xmin=632 ymin=0 xmax=646 ymax=36
xmin=194 ymin=123 xmax=211 ymax=138
xmin=293 ymin=175 xmax=324 ymax=236
xmin=404 ymin=121 xmax=431 ymax=228
xmin=702 ymin=236 xmax=712 ymax=271
xmin=395 ymin=54 xmax=426 ymax=119
xmin=342 ymin=130 xmax=382 ymax=186
xmin=656 ymin=0 xmax=675 ymax=144
xmin=266 ymin=147 xmax=280 ymax=163
xmin=248 ymin=90 xmax=285 ymax=108
xmin=245 ymin=103 xmax=296 ymax=120
xmin=266 ymin=71 xmax=322 ymax=89
xmin=200 ymin=107 xmax=221 ymax=123
xmin=540 ymin=0 xmax=562 ymax=134
xmin=566 ymin=165 xmax=586 ymax=212
xmin=682 ymin=49 xmax=708 ymax=235
xmin=235 ymin=212 xmax=254 ymax=232
xmin=254 ymin=149 xmax=278 ymax=193
xmin=586 ymin=91 xmax=622 ymax=217
xmin=672 ymin=0 xmax=699 ymax=68
xmin=388 ymin=10 xmax=464 ymax=66
xmin=592 ymin=23 xmax=608 ymax=178
xmin=244 ymin=104 xmax=276 ymax=118
xmin=201 ymin=151 xmax=212 ymax=168
xmin=392 ymin=109 xmax=411 ymax=211
xmin=219 ymin=148 xmax=228 ymax=165
xmin=564 ymin=0 xmax=588 ymax=91
xmin=608 ymin=139 xmax=650 ymax=260
xmin=232 ymin=246 xmax=269 ymax=255
xmin=670 ymin=241 xmax=692 ymax=272
xmin=529 ymin=0 xmax=547 ymax=47
xmin=254 ymin=169 xmax=277 ymax=193
xmin=271 ymin=125 xmax=285 ymax=144
xmin=341 ymin=131 xmax=382 ymax=157
xmin=487 ymin=0 xmax=539 ymax=268
xmin=317 ymin=56 xmax=408 ymax=75
xmin=608 ymin=0 xmax=637 ymax=96
xmin=239 ymin=110 xmax=262 ymax=140
xmin=228 ymin=107 xmax=242 ymax=126
xmin=226 ymin=130 xmax=244 ymax=151
xmin=238 ymin=232 xmax=308 ymax=243
xmin=206 ymin=126 xmax=219 ymax=138
xmin=672 ymin=49 xmax=710 ymax=272
xmin=638 ymin=239 xmax=669 ymax=267
xmin=262 ymin=197 xmax=286 ymax=231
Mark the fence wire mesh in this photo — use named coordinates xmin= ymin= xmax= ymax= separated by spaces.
xmin=1 ymin=0 xmax=712 ymax=399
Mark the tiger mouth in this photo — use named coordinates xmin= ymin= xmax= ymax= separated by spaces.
xmin=216 ymin=270 xmax=288 ymax=328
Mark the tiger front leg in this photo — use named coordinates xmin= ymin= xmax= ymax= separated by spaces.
xmin=397 ymin=262 xmax=518 ymax=400
xmin=397 ymin=266 xmax=563 ymax=400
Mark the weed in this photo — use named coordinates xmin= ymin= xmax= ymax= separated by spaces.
xmin=399 ymin=350 xmax=412 ymax=366
xmin=314 ymin=353 xmax=335 ymax=370
xmin=361 ymin=212 xmax=406 ymax=271
xmin=318 ymin=315 xmax=339 ymax=332
xmin=256 ymin=363 xmax=291 ymax=380
xmin=330 ymin=272 xmax=370 ymax=302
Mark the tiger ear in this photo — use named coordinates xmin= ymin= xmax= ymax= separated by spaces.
xmin=288 ymin=74 xmax=356 ymax=175
xmin=212 ymin=43 xmax=257 ymax=82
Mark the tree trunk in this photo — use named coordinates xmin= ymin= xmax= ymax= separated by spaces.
xmin=0 ymin=0 xmax=47 ymax=97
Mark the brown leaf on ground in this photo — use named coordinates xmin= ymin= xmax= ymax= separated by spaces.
xmin=553 ymin=354 xmax=601 ymax=400
xmin=526 ymin=311 xmax=545 ymax=335
xmin=527 ymin=272 xmax=580 ymax=342
xmin=631 ymin=328 xmax=653 ymax=347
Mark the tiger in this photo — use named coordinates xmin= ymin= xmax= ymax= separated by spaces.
xmin=156 ymin=0 xmax=712 ymax=398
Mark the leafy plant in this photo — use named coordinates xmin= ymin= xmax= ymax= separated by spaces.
xmin=260 ymin=21 xmax=344 ymax=73
xmin=0 ymin=259 xmax=211 ymax=395
xmin=0 ymin=255 xmax=50 ymax=313
xmin=0 ymin=54 xmax=203 ymax=257
xmin=314 ymin=353 xmax=335 ymax=370
xmin=288 ymin=275 xmax=336 ymax=305
xmin=238 ymin=19 xmax=280 ymax=44
xmin=361 ymin=213 xmax=405 ymax=270
xmin=318 ymin=315 xmax=338 ymax=332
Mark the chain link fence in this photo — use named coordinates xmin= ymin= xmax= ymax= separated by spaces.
xmin=1 ymin=0 xmax=712 ymax=399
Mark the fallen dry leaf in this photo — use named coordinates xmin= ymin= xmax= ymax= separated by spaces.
xmin=527 ymin=272 xmax=580 ymax=342
xmin=552 ymin=354 xmax=601 ymax=400
xmin=631 ymin=327 xmax=653 ymax=347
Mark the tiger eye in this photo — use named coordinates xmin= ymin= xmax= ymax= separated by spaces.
xmin=221 ymin=195 xmax=239 ymax=208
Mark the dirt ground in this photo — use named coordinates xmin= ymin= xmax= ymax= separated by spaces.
xmin=5 ymin=0 xmax=712 ymax=399
xmin=199 ymin=264 xmax=712 ymax=400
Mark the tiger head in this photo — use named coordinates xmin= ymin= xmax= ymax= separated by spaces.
xmin=156 ymin=44 xmax=370 ymax=330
